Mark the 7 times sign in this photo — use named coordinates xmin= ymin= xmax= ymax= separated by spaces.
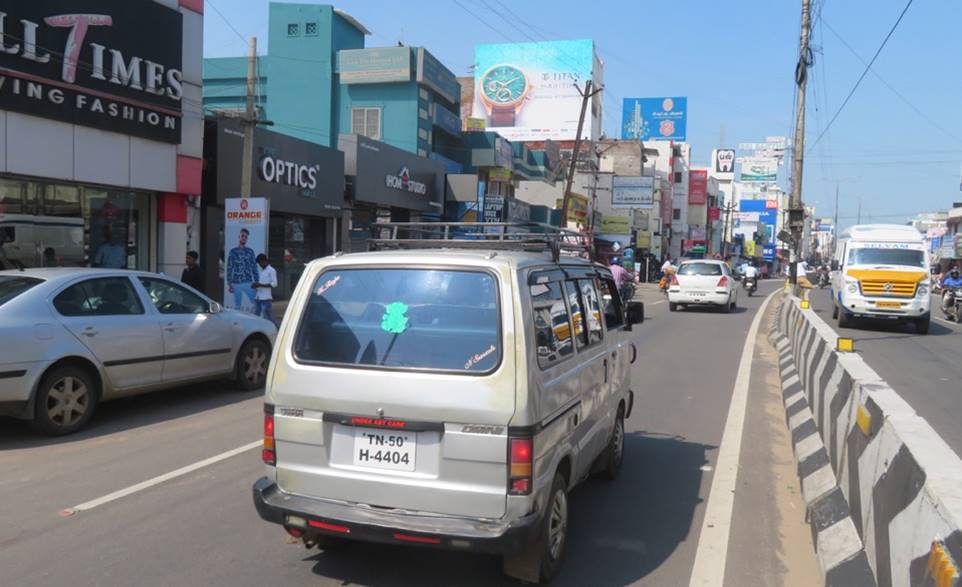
xmin=0 ymin=0 xmax=184 ymax=143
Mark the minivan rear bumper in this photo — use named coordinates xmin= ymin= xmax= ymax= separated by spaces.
xmin=252 ymin=477 xmax=540 ymax=554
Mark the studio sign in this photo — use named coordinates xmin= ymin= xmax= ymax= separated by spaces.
xmin=258 ymin=155 xmax=320 ymax=190
xmin=0 ymin=1 xmax=184 ymax=143
xmin=385 ymin=166 xmax=427 ymax=195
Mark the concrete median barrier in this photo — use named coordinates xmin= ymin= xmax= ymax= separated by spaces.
xmin=769 ymin=295 xmax=962 ymax=587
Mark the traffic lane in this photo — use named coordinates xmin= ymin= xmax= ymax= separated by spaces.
xmin=0 ymin=287 xmax=778 ymax=586
xmin=0 ymin=380 xmax=263 ymax=547
xmin=810 ymin=288 xmax=962 ymax=454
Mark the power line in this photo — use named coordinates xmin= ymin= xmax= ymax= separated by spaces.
xmin=206 ymin=0 xmax=248 ymax=46
xmin=807 ymin=0 xmax=915 ymax=154
xmin=821 ymin=18 xmax=962 ymax=145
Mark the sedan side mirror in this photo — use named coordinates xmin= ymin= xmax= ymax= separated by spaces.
xmin=626 ymin=301 xmax=645 ymax=328
xmin=208 ymin=301 xmax=223 ymax=314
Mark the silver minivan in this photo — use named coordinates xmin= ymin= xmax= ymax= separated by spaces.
xmin=252 ymin=230 xmax=642 ymax=583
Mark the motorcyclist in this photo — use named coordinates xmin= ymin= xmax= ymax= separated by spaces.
xmin=942 ymin=268 xmax=962 ymax=312
xmin=743 ymin=261 xmax=760 ymax=281
xmin=610 ymin=257 xmax=632 ymax=300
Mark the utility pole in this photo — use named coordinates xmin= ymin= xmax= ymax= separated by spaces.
xmin=833 ymin=183 xmax=839 ymax=254
xmin=789 ymin=0 xmax=812 ymax=286
xmin=721 ymin=201 xmax=736 ymax=258
xmin=240 ymin=37 xmax=257 ymax=199
xmin=561 ymin=80 xmax=603 ymax=229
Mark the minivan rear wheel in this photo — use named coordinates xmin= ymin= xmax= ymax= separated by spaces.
xmin=502 ymin=473 xmax=569 ymax=583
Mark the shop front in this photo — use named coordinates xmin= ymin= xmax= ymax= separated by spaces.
xmin=202 ymin=119 xmax=345 ymax=300
xmin=339 ymin=134 xmax=445 ymax=251
xmin=0 ymin=0 xmax=204 ymax=273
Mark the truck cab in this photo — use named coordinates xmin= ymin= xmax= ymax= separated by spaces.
xmin=831 ymin=224 xmax=931 ymax=333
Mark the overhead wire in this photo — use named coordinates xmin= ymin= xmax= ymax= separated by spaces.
xmin=806 ymin=0 xmax=915 ymax=154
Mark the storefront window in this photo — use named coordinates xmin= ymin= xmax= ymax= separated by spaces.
xmin=0 ymin=176 xmax=150 ymax=270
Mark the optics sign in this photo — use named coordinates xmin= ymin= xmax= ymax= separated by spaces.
xmin=0 ymin=0 xmax=184 ymax=143
xmin=258 ymin=156 xmax=320 ymax=190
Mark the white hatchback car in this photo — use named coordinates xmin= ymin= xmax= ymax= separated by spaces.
xmin=667 ymin=260 xmax=738 ymax=312
xmin=0 ymin=268 xmax=277 ymax=435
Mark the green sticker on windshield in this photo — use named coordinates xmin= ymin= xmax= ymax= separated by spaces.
xmin=381 ymin=302 xmax=409 ymax=334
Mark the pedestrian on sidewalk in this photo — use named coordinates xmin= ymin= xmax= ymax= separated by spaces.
xmin=181 ymin=250 xmax=204 ymax=294
xmin=253 ymin=253 xmax=278 ymax=323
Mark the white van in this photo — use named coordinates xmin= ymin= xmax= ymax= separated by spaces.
xmin=252 ymin=223 xmax=643 ymax=583
xmin=831 ymin=224 xmax=931 ymax=333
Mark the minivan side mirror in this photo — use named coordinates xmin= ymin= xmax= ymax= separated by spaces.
xmin=208 ymin=301 xmax=223 ymax=314
xmin=626 ymin=301 xmax=644 ymax=327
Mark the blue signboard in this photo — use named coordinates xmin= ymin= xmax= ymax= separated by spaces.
xmin=739 ymin=199 xmax=778 ymax=226
xmin=433 ymin=104 xmax=461 ymax=137
xmin=621 ymin=97 xmax=687 ymax=141
xmin=417 ymin=48 xmax=460 ymax=104
xmin=763 ymin=243 xmax=776 ymax=261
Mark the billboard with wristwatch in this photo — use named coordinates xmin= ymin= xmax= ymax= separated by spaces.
xmin=472 ymin=39 xmax=598 ymax=142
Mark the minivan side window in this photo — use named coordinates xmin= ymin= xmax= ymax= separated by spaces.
xmin=578 ymin=279 xmax=604 ymax=345
xmin=563 ymin=280 xmax=589 ymax=350
xmin=597 ymin=277 xmax=624 ymax=330
xmin=530 ymin=281 xmax=575 ymax=369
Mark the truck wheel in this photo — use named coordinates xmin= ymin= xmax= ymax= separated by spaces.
xmin=837 ymin=309 xmax=851 ymax=329
xmin=503 ymin=473 xmax=569 ymax=583
xmin=916 ymin=317 xmax=931 ymax=334
xmin=669 ymin=302 xmax=677 ymax=312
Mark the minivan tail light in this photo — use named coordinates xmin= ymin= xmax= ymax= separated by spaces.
xmin=717 ymin=276 xmax=729 ymax=288
xmin=263 ymin=405 xmax=276 ymax=466
xmin=509 ymin=437 xmax=533 ymax=495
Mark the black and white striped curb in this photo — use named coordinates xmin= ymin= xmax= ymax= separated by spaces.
xmin=768 ymin=295 xmax=962 ymax=587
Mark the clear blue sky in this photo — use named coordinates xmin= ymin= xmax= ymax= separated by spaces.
xmin=204 ymin=0 xmax=962 ymax=229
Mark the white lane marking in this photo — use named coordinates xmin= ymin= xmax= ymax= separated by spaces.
xmin=688 ymin=289 xmax=778 ymax=587
xmin=62 ymin=440 xmax=261 ymax=515
xmin=649 ymin=300 xmax=666 ymax=306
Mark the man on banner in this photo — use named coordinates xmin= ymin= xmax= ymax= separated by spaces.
xmin=226 ymin=228 xmax=258 ymax=311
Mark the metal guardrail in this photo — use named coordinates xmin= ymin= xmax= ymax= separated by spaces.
xmin=367 ymin=222 xmax=592 ymax=261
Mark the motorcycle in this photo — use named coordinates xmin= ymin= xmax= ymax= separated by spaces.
xmin=743 ymin=275 xmax=758 ymax=297
xmin=943 ymin=287 xmax=962 ymax=322
xmin=817 ymin=271 xmax=830 ymax=288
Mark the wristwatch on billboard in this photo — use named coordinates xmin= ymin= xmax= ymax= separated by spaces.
xmin=479 ymin=64 xmax=529 ymax=126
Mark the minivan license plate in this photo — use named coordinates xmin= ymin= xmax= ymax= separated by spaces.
xmin=353 ymin=428 xmax=416 ymax=472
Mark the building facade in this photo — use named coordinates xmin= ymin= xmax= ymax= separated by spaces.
xmin=0 ymin=0 xmax=204 ymax=276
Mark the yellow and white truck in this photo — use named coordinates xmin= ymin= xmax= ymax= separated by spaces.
xmin=831 ymin=224 xmax=931 ymax=334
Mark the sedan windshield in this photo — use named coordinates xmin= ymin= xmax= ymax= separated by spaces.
xmin=847 ymin=248 xmax=925 ymax=268
xmin=0 ymin=276 xmax=42 ymax=307
xmin=679 ymin=263 xmax=723 ymax=276
xmin=294 ymin=268 xmax=500 ymax=373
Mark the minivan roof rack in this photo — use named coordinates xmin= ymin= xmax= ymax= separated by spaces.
xmin=367 ymin=222 xmax=592 ymax=262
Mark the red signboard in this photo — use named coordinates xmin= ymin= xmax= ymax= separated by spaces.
xmin=689 ymin=170 xmax=708 ymax=205
xmin=708 ymin=207 xmax=721 ymax=221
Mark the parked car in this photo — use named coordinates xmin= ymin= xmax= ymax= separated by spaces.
xmin=253 ymin=246 xmax=644 ymax=583
xmin=667 ymin=259 xmax=738 ymax=312
xmin=0 ymin=268 xmax=277 ymax=435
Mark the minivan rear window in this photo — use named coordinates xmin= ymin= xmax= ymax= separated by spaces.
xmin=0 ymin=275 xmax=42 ymax=307
xmin=293 ymin=268 xmax=500 ymax=373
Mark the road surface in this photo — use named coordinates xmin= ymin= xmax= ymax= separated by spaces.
xmin=0 ymin=281 xmax=819 ymax=586
xmin=811 ymin=287 xmax=962 ymax=456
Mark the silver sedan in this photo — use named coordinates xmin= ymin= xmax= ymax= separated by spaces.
xmin=0 ymin=268 xmax=277 ymax=435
